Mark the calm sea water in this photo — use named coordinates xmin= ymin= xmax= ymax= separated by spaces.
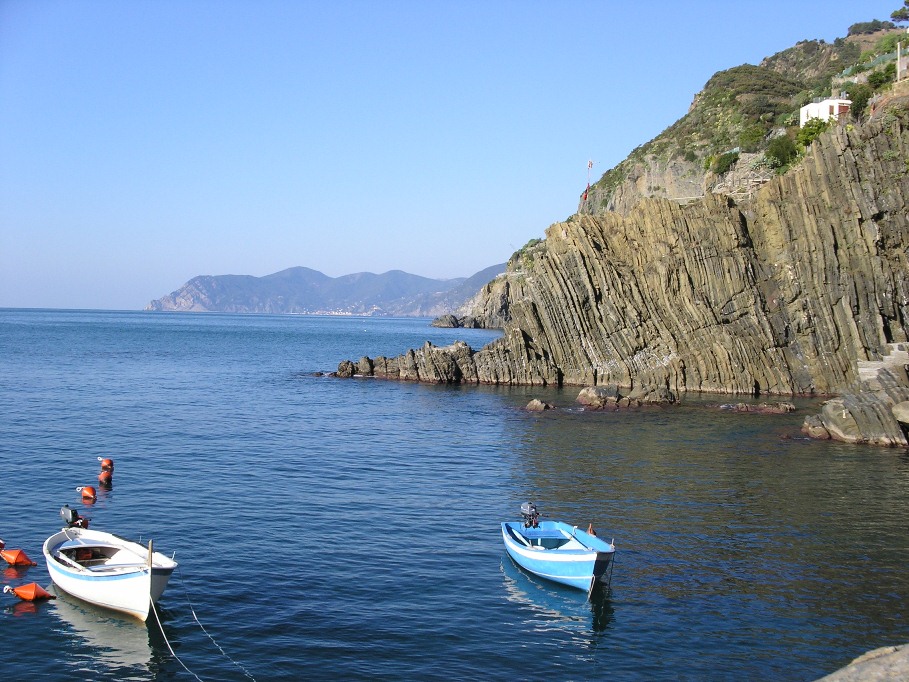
xmin=2 ymin=309 xmax=908 ymax=681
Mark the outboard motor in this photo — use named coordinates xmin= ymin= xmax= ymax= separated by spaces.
xmin=60 ymin=505 xmax=88 ymax=529
xmin=521 ymin=502 xmax=540 ymax=528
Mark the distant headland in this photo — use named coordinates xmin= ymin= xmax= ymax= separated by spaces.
xmin=145 ymin=264 xmax=505 ymax=318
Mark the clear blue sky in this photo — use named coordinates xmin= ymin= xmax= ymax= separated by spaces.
xmin=0 ymin=0 xmax=899 ymax=309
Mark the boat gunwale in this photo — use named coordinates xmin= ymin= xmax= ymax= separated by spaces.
xmin=502 ymin=521 xmax=615 ymax=556
xmin=45 ymin=528 xmax=178 ymax=571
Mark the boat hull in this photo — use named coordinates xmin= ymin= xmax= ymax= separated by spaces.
xmin=501 ymin=521 xmax=614 ymax=592
xmin=43 ymin=528 xmax=177 ymax=621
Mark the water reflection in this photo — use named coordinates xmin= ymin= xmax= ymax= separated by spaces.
xmin=501 ymin=555 xmax=614 ymax=634
xmin=504 ymin=394 xmax=909 ymax=675
xmin=3 ymin=564 xmax=33 ymax=581
xmin=49 ymin=587 xmax=155 ymax=676
xmin=7 ymin=596 xmax=54 ymax=617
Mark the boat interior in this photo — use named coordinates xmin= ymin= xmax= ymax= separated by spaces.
xmin=54 ymin=544 xmax=143 ymax=571
xmin=508 ymin=526 xmax=588 ymax=551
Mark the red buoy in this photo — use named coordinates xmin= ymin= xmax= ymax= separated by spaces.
xmin=3 ymin=583 xmax=55 ymax=601
xmin=98 ymin=470 xmax=113 ymax=486
xmin=77 ymin=486 xmax=97 ymax=501
xmin=98 ymin=457 xmax=114 ymax=472
xmin=0 ymin=548 xmax=37 ymax=566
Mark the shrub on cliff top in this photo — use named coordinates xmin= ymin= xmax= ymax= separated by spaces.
xmin=738 ymin=124 xmax=767 ymax=152
xmin=797 ymin=118 xmax=831 ymax=147
xmin=766 ymin=134 xmax=798 ymax=169
xmin=712 ymin=151 xmax=739 ymax=175
xmin=868 ymin=62 xmax=897 ymax=89
xmin=509 ymin=238 xmax=544 ymax=272
xmin=845 ymin=82 xmax=873 ymax=119
xmin=848 ymin=20 xmax=895 ymax=35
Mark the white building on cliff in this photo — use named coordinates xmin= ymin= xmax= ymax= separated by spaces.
xmin=799 ymin=98 xmax=851 ymax=127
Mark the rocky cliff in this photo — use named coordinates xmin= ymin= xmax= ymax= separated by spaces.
xmin=338 ymin=104 xmax=909 ymax=444
xmin=577 ymin=28 xmax=902 ymax=217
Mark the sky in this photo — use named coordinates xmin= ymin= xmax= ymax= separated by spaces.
xmin=0 ymin=0 xmax=901 ymax=310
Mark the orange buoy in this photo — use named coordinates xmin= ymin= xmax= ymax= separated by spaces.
xmin=98 ymin=457 xmax=114 ymax=472
xmin=77 ymin=486 xmax=97 ymax=501
xmin=98 ymin=470 xmax=113 ymax=486
xmin=3 ymin=583 xmax=55 ymax=601
xmin=1 ymin=548 xmax=37 ymax=566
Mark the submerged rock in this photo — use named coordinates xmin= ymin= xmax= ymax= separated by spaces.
xmin=525 ymin=399 xmax=555 ymax=411
xmin=575 ymin=385 xmax=675 ymax=410
xmin=718 ymin=402 xmax=796 ymax=414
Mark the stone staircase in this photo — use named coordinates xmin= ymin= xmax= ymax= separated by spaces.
xmin=856 ymin=343 xmax=909 ymax=391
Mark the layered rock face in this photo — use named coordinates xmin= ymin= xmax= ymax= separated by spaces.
xmin=339 ymin=109 xmax=909 ymax=442
xmin=580 ymin=155 xmax=705 ymax=216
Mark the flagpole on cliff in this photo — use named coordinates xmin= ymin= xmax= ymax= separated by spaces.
xmin=582 ymin=159 xmax=594 ymax=207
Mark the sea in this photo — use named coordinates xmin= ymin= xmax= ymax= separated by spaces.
xmin=2 ymin=308 xmax=908 ymax=681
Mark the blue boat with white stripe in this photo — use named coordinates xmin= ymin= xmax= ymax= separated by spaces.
xmin=501 ymin=503 xmax=615 ymax=595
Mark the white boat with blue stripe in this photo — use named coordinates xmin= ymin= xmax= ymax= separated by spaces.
xmin=43 ymin=507 xmax=177 ymax=621
xmin=501 ymin=503 xmax=615 ymax=595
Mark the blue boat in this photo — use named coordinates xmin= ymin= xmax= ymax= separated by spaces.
xmin=501 ymin=503 xmax=615 ymax=595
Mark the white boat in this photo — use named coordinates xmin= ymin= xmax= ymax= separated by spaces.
xmin=43 ymin=508 xmax=178 ymax=621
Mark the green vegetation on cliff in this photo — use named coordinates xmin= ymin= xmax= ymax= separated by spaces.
xmin=587 ymin=21 xmax=907 ymax=212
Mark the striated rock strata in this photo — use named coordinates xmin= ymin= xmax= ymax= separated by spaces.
xmin=339 ymin=108 xmax=909 ymax=445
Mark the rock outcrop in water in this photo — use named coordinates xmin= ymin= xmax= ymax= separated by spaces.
xmin=338 ymin=104 xmax=909 ymax=445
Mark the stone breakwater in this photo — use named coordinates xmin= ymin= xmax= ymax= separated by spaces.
xmin=338 ymin=107 xmax=909 ymax=445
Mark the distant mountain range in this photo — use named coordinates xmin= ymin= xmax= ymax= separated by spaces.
xmin=144 ymin=264 xmax=506 ymax=316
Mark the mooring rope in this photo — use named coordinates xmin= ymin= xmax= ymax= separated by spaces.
xmin=174 ymin=565 xmax=258 ymax=681
xmin=149 ymin=599 xmax=204 ymax=682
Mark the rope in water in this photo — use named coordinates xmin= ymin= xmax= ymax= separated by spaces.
xmin=175 ymin=565 xmax=258 ymax=681
xmin=149 ymin=599 xmax=204 ymax=682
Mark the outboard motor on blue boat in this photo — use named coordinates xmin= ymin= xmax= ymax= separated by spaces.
xmin=521 ymin=502 xmax=540 ymax=528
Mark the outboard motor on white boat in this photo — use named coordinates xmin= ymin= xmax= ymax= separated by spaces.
xmin=60 ymin=504 xmax=88 ymax=529
xmin=520 ymin=502 xmax=540 ymax=528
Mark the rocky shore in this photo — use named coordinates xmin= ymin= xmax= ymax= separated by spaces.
xmin=816 ymin=644 xmax=909 ymax=681
xmin=338 ymin=108 xmax=909 ymax=446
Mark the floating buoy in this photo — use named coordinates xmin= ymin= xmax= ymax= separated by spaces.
xmin=77 ymin=486 xmax=97 ymax=501
xmin=98 ymin=470 xmax=113 ymax=486
xmin=1 ymin=548 xmax=37 ymax=566
xmin=98 ymin=457 xmax=114 ymax=472
xmin=4 ymin=583 xmax=55 ymax=601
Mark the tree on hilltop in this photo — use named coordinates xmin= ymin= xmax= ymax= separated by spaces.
xmin=848 ymin=19 xmax=895 ymax=34
xmin=893 ymin=1 xmax=909 ymax=23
